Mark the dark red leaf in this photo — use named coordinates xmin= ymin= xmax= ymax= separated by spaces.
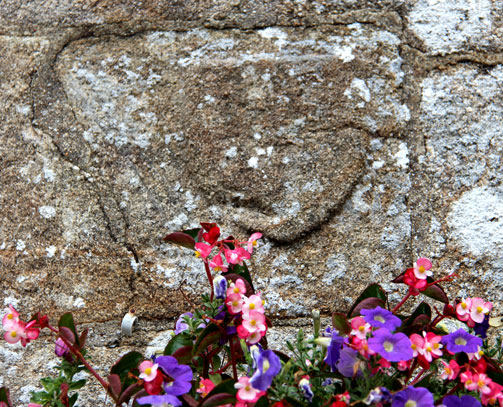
xmin=350 ymin=297 xmax=386 ymax=318
xmin=422 ymin=284 xmax=449 ymax=304
xmin=163 ymin=232 xmax=196 ymax=249
xmin=107 ymin=374 xmax=121 ymax=398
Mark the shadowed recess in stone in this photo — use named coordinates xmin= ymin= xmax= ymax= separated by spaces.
xmin=41 ymin=26 xmax=409 ymax=242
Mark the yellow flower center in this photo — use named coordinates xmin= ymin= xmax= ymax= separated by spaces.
xmin=195 ymin=251 xmax=201 ymax=258
xmin=477 ymin=306 xmax=484 ymax=313
xmin=426 ymin=346 xmax=432 ymax=352
xmin=249 ymin=303 xmax=255 ymax=310
xmin=433 ymin=343 xmax=440 ymax=349
xmin=405 ymin=401 xmax=417 ymax=407
xmin=446 ymin=367 xmax=451 ymax=374
xmin=358 ymin=326 xmax=365 ymax=332
xmin=411 ymin=344 xmax=417 ymax=350
xmin=250 ymin=320 xmax=256 ymax=326
xmin=245 ymin=385 xmax=251 ymax=391
xmin=461 ymin=302 xmax=467 ymax=309
xmin=214 ymin=266 xmax=221 ymax=272
xmin=10 ymin=331 xmax=17 ymax=338
xmin=232 ymin=301 xmax=238 ymax=307
xmin=253 ymin=241 xmax=258 ymax=246
xmin=478 ymin=380 xmax=485 ymax=387
xmin=263 ymin=360 xmax=270 ymax=373
xmin=418 ymin=266 xmax=425 ymax=273
xmin=479 ymin=350 xmax=484 ymax=356
xmin=383 ymin=341 xmax=394 ymax=352
xmin=233 ymin=287 xmax=240 ymax=293
xmin=145 ymin=367 xmax=152 ymax=376
xmin=375 ymin=315 xmax=385 ymax=323
xmin=7 ymin=314 xmax=13 ymax=320
xmin=455 ymin=337 xmax=467 ymax=346
xmin=466 ymin=379 xmax=473 ymax=385
xmin=262 ymin=300 xmax=265 ymax=305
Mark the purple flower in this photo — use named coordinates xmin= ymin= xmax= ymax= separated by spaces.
xmin=299 ymin=377 xmax=313 ymax=403
xmin=441 ymin=395 xmax=481 ymax=407
xmin=137 ymin=356 xmax=193 ymax=406
xmin=474 ymin=315 xmax=490 ymax=339
xmin=361 ymin=306 xmax=402 ymax=331
xmin=364 ymin=387 xmax=392 ymax=405
xmin=336 ymin=346 xmax=362 ymax=378
xmin=392 ymin=386 xmax=434 ymax=407
xmin=441 ymin=328 xmax=482 ymax=354
xmin=368 ymin=329 xmax=413 ymax=362
xmin=325 ymin=331 xmax=344 ymax=371
xmin=175 ymin=312 xmax=193 ymax=334
xmin=213 ymin=275 xmax=228 ymax=300
xmin=55 ymin=338 xmax=70 ymax=357
xmin=249 ymin=348 xmax=282 ymax=391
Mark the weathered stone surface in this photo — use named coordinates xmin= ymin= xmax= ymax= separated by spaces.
xmin=2 ymin=0 xmax=503 ymax=404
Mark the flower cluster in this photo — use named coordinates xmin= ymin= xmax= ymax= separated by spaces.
xmin=226 ymin=278 xmax=268 ymax=345
xmin=2 ymin=305 xmax=44 ymax=347
xmin=456 ymin=297 xmax=493 ymax=328
xmin=3 ymin=222 xmax=503 ymax=407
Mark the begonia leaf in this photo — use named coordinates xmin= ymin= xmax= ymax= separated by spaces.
xmin=69 ymin=393 xmax=78 ymax=407
xmin=68 ymin=380 xmax=86 ymax=390
xmin=172 ymin=345 xmax=194 ymax=364
xmin=107 ymin=374 xmax=122 ymax=397
xmin=79 ymin=328 xmax=89 ymax=349
xmin=199 ymin=379 xmax=237 ymax=407
xmin=182 ymin=394 xmax=199 ymax=407
xmin=273 ymin=350 xmax=290 ymax=363
xmin=164 ymin=333 xmax=194 ymax=356
xmin=110 ymin=351 xmax=142 ymax=379
xmin=348 ymin=284 xmax=387 ymax=318
xmin=58 ymin=313 xmax=79 ymax=347
xmin=194 ymin=323 xmax=222 ymax=356
xmin=117 ymin=382 xmax=143 ymax=404
xmin=163 ymin=231 xmax=197 ymax=249
xmin=332 ymin=313 xmax=351 ymax=335
xmin=401 ymin=302 xmax=431 ymax=332
xmin=284 ymin=396 xmax=306 ymax=407
xmin=391 ymin=272 xmax=405 ymax=284
xmin=200 ymin=222 xmax=217 ymax=232
xmin=421 ymin=284 xmax=449 ymax=304
xmin=0 ymin=387 xmax=13 ymax=407
xmin=350 ymin=297 xmax=386 ymax=318
xmin=59 ymin=326 xmax=76 ymax=346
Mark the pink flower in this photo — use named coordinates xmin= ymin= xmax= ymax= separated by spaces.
xmin=195 ymin=242 xmax=213 ymax=259
xmin=197 ymin=378 xmax=215 ymax=397
xmin=242 ymin=295 xmax=264 ymax=315
xmin=4 ymin=320 xmax=26 ymax=344
xmin=226 ymin=293 xmax=244 ymax=314
xmin=350 ymin=317 xmax=371 ymax=340
xmin=482 ymin=381 xmax=503 ymax=406
xmin=139 ymin=360 xmax=159 ymax=382
xmin=467 ymin=346 xmax=485 ymax=361
xmin=456 ymin=298 xmax=472 ymax=321
xmin=2 ymin=305 xmax=19 ymax=331
xmin=470 ymin=298 xmax=492 ymax=324
xmin=461 ymin=371 xmax=478 ymax=392
xmin=409 ymin=333 xmax=424 ymax=358
xmin=246 ymin=329 xmax=265 ymax=345
xmin=242 ymin=310 xmax=266 ymax=334
xmin=473 ymin=373 xmax=492 ymax=395
xmin=439 ymin=359 xmax=460 ymax=380
xmin=209 ymin=254 xmax=228 ymax=273
xmin=421 ymin=332 xmax=443 ymax=362
xmin=235 ymin=376 xmax=263 ymax=403
xmin=224 ymin=247 xmax=251 ymax=266
xmin=413 ymin=258 xmax=432 ymax=280
xmin=226 ymin=279 xmax=247 ymax=297
xmin=247 ymin=233 xmax=262 ymax=253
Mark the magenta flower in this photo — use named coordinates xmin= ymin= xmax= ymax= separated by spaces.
xmin=441 ymin=328 xmax=482 ymax=354
xmin=368 ymin=329 xmax=413 ymax=362
xmin=413 ymin=258 xmax=433 ymax=280
xmin=361 ymin=306 xmax=402 ymax=331
xmin=392 ymin=386 xmax=434 ymax=407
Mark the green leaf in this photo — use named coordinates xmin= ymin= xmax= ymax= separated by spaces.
xmin=110 ymin=351 xmax=143 ymax=378
xmin=332 ymin=313 xmax=351 ymax=335
xmin=40 ymin=377 xmax=54 ymax=392
xmin=58 ymin=313 xmax=80 ymax=348
xmin=401 ymin=302 xmax=432 ymax=331
xmin=68 ymin=380 xmax=86 ymax=391
xmin=164 ymin=333 xmax=194 ymax=356
xmin=163 ymin=232 xmax=197 ymax=249
xmin=348 ymin=284 xmax=388 ymax=318
xmin=0 ymin=387 xmax=13 ymax=407
xmin=69 ymin=393 xmax=79 ymax=407
xmin=193 ymin=324 xmax=223 ymax=356
xmin=172 ymin=345 xmax=193 ymax=364
xmin=421 ymin=284 xmax=449 ymax=304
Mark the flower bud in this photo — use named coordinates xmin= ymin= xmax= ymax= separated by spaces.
xmin=312 ymin=309 xmax=320 ymax=338
xmin=213 ymin=275 xmax=228 ymax=300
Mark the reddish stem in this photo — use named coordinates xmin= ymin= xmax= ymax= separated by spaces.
xmin=392 ymin=292 xmax=411 ymax=313
xmin=408 ymin=367 xmax=427 ymax=386
xmin=47 ymin=325 xmax=119 ymax=404
xmin=204 ymin=261 xmax=214 ymax=301
xmin=229 ymin=337 xmax=238 ymax=381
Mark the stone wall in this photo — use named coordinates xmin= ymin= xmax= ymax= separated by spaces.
xmin=1 ymin=1 xmax=503 ymax=404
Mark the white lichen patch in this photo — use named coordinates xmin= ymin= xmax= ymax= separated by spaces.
xmin=409 ymin=0 xmax=493 ymax=55
xmin=322 ymin=254 xmax=347 ymax=284
xmin=146 ymin=330 xmax=175 ymax=357
xmin=39 ymin=205 xmax=56 ymax=219
xmin=393 ymin=142 xmax=409 ymax=169
xmin=248 ymin=157 xmax=259 ymax=168
xmin=73 ymin=297 xmax=86 ymax=308
xmin=16 ymin=240 xmax=26 ymax=251
xmin=344 ymin=78 xmax=371 ymax=105
xmin=447 ymin=186 xmax=503 ymax=257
